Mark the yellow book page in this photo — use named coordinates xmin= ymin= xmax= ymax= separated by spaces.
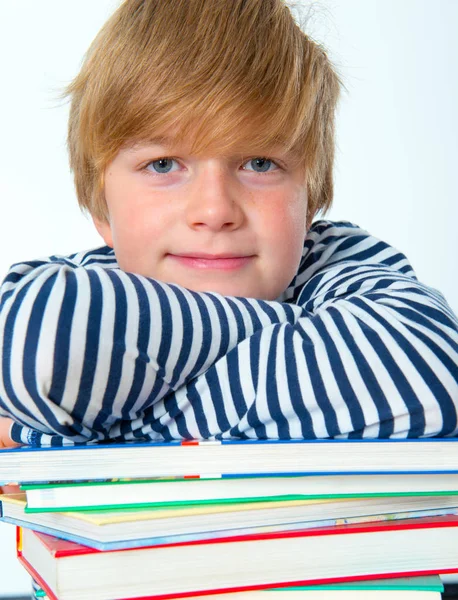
xmin=74 ymin=497 xmax=355 ymax=526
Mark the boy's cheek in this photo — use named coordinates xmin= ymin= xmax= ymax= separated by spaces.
xmin=113 ymin=240 xmax=160 ymax=279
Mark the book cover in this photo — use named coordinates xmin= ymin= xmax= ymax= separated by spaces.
xmin=4 ymin=491 xmax=458 ymax=550
xmin=15 ymin=516 xmax=458 ymax=600
xmin=3 ymin=438 xmax=458 ymax=484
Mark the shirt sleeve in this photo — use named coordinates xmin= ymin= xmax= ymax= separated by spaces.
xmin=2 ymin=221 xmax=458 ymax=447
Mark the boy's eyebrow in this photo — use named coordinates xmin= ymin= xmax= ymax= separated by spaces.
xmin=125 ymin=137 xmax=301 ymax=162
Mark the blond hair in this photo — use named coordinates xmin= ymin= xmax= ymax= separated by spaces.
xmin=66 ymin=0 xmax=342 ymax=223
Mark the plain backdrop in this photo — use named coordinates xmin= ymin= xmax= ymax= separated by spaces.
xmin=0 ymin=0 xmax=457 ymax=595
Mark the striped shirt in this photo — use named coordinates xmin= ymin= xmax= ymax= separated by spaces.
xmin=1 ymin=220 xmax=457 ymax=447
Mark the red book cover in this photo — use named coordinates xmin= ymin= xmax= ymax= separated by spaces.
xmin=16 ymin=547 xmax=458 ymax=600
xmin=16 ymin=516 xmax=458 ymax=600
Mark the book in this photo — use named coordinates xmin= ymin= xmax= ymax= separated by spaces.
xmin=3 ymin=491 xmax=458 ymax=550
xmin=5 ymin=490 xmax=458 ymax=550
xmin=20 ymin=472 xmax=458 ymax=512
xmin=16 ymin=516 xmax=458 ymax=600
xmin=30 ymin=575 xmax=444 ymax=600
xmin=3 ymin=438 xmax=458 ymax=484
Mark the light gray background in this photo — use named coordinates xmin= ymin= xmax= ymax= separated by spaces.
xmin=0 ymin=0 xmax=457 ymax=595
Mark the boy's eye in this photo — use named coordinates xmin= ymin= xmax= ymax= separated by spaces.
xmin=145 ymin=158 xmax=179 ymax=174
xmin=243 ymin=158 xmax=278 ymax=173
xmin=143 ymin=157 xmax=279 ymax=175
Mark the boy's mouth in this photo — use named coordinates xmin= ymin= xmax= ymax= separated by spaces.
xmin=168 ymin=253 xmax=254 ymax=271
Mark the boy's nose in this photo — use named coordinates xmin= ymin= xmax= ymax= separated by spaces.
xmin=185 ymin=163 xmax=244 ymax=232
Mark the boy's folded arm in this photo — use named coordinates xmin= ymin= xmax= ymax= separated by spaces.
xmin=115 ymin=262 xmax=458 ymax=442
xmin=0 ymin=253 xmax=304 ymax=443
xmin=1 ymin=223 xmax=458 ymax=445
xmin=7 ymin=270 xmax=458 ymax=447
xmin=3 ymin=267 xmax=458 ymax=446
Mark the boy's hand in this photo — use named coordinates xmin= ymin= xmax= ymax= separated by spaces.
xmin=0 ymin=417 xmax=22 ymax=450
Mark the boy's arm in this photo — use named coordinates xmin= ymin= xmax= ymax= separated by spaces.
xmin=0 ymin=251 xmax=303 ymax=443
xmin=1 ymin=222 xmax=458 ymax=445
xmin=113 ymin=254 xmax=458 ymax=442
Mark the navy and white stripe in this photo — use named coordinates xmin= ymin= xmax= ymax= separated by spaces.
xmin=1 ymin=220 xmax=457 ymax=447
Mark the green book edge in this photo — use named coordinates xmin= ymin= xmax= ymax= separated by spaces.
xmin=23 ymin=490 xmax=458 ymax=513
xmin=267 ymin=576 xmax=444 ymax=591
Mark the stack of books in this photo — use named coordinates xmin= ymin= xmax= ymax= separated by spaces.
xmin=2 ymin=438 xmax=458 ymax=599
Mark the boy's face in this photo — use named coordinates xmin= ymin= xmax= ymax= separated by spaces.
xmin=95 ymin=138 xmax=308 ymax=300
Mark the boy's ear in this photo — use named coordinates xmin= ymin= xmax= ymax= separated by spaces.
xmin=92 ymin=217 xmax=114 ymax=248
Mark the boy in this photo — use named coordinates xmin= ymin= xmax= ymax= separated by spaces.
xmin=0 ymin=0 xmax=457 ymax=449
